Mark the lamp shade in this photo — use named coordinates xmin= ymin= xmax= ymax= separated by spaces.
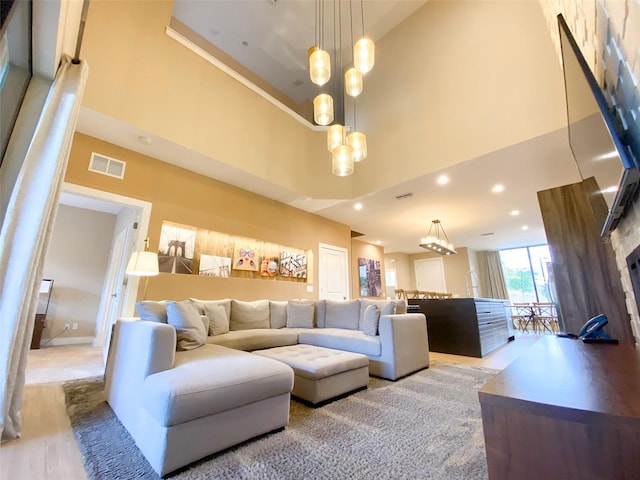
xmin=327 ymin=124 xmax=346 ymax=152
xmin=126 ymin=251 xmax=159 ymax=276
xmin=313 ymin=93 xmax=334 ymax=125
xmin=354 ymin=37 xmax=375 ymax=74
xmin=308 ymin=46 xmax=331 ymax=86
xmin=332 ymin=145 xmax=354 ymax=176
xmin=347 ymin=131 xmax=367 ymax=162
xmin=345 ymin=67 xmax=363 ymax=97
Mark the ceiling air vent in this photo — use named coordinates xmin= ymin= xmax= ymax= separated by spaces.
xmin=395 ymin=193 xmax=413 ymax=200
xmin=88 ymin=152 xmax=126 ymax=180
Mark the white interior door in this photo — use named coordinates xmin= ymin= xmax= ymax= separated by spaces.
xmin=95 ymin=228 xmax=127 ymax=349
xmin=318 ymin=243 xmax=349 ymax=300
xmin=414 ymin=258 xmax=446 ymax=292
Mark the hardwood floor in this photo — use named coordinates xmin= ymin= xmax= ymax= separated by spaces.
xmin=0 ymin=335 xmax=541 ymax=479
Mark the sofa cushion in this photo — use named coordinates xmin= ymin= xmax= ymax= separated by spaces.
xmin=204 ymin=304 xmax=229 ymax=336
xmin=166 ymin=300 xmax=207 ymax=351
xmin=135 ymin=300 xmax=168 ymax=323
xmin=206 ymin=329 xmax=299 ymax=351
xmin=189 ymin=298 xmax=231 ymax=323
xmin=361 ymin=304 xmax=380 ymax=336
xmin=269 ymin=301 xmax=288 ymax=329
xmin=141 ymin=344 xmax=294 ymax=427
xmin=325 ymin=299 xmax=360 ymax=330
xmin=314 ymin=300 xmax=326 ymax=328
xmin=230 ymin=299 xmax=270 ymax=331
xmin=286 ymin=301 xmax=314 ymax=328
xmin=393 ymin=299 xmax=407 ymax=314
xmin=298 ymin=328 xmax=381 ymax=356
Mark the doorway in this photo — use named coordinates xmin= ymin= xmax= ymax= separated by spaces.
xmin=58 ymin=183 xmax=151 ymax=360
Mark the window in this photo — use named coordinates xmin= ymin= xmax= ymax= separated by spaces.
xmin=499 ymin=245 xmax=553 ymax=303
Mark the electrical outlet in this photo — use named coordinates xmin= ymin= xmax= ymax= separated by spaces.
xmin=72 ymin=323 xmax=78 ymax=330
xmin=64 ymin=323 xmax=70 ymax=331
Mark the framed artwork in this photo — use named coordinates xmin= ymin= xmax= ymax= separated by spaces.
xmin=198 ymin=254 xmax=231 ymax=277
xmin=233 ymin=242 xmax=260 ymax=271
xmin=280 ymin=251 xmax=307 ymax=278
xmin=260 ymin=256 xmax=280 ymax=277
xmin=359 ymin=257 xmax=382 ymax=297
xmin=158 ymin=223 xmax=197 ymax=274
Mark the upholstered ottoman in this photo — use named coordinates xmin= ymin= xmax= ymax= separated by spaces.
xmin=253 ymin=344 xmax=369 ymax=405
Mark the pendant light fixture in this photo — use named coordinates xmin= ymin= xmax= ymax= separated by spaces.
xmin=314 ymin=93 xmax=333 ymax=125
xmin=310 ymin=0 xmax=374 ymax=176
xmin=419 ymin=220 xmax=457 ymax=255
xmin=309 ymin=1 xmax=330 ymax=86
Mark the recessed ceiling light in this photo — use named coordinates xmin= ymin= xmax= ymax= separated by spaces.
xmin=510 ymin=210 xmax=520 ymax=216
xmin=436 ymin=174 xmax=450 ymax=185
xmin=138 ymin=136 xmax=151 ymax=145
xmin=521 ymin=225 xmax=529 ymax=231
xmin=376 ymin=241 xmax=381 ymax=245
xmin=492 ymin=184 xmax=505 ymax=193
xmin=354 ymin=203 xmax=363 ymax=210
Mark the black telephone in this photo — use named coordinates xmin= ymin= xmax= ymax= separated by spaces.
xmin=579 ymin=314 xmax=612 ymax=340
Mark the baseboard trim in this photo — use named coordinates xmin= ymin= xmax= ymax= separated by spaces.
xmin=44 ymin=336 xmax=94 ymax=347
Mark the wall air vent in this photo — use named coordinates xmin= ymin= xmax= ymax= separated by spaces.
xmin=481 ymin=232 xmax=494 ymax=236
xmin=395 ymin=193 xmax=413 ymax=200
xmin=88 ymin=152 xmax=126 ymax=179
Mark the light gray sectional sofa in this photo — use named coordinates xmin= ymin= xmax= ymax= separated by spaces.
xmin=105 ymin=297 xmax=429 ymax=476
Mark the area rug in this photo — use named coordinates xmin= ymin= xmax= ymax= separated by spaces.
xmin=64 ymin=362 xmax=497 ymax=480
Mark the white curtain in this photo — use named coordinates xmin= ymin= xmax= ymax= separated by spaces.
xmin=485 ymin=250 xmax=509 ymax=300
xmin=0 ymin=56 xmax=88 ymax=442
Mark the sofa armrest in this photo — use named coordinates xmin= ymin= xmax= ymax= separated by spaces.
xmin=378 ymin=313 xmax=429 ymax=380
xmin=105 ymin=319 xmax=176 ymax=434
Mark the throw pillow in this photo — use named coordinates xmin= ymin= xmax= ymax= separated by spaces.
xmin=230 ymin=299 xmax=270 ymax=330
xmin=325 ymin=299 xmax=360 ymax=330
xmin=361 ymin=304 xmax=380 ymax=336
xmin=359 ymin=300 xmax=395 ymax=330
xmin=204 ymin=303 xmax=230 ymax=336
xmin=135 ymin=300 xmax=168 ymax=323
xmin=286 ymin=301 xmax=314 ymax=328
xmin=166 ymin=300 xmax=207 ymax=351
xmin=269 ymin=301 xmax=288 ymax=329
xmin=189 ymin=298 xmax=231 ymax=317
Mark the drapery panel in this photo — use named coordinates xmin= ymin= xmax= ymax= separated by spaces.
xmin=485 ymin=250 xmax=509 ymax=300
xmin=0 ymin=56 xmax=88 ymax=441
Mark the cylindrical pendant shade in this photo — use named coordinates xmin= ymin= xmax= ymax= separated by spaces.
xmin=332 ymin=145 xmax=354 ymax=176
xmin=327 ymin=124 xmax=346 ymax=152
xmin=354 ymin=37 xmax=375 ymax=74
xmin=309 ymin=46 xmax=331 ymax=86
xmin=345 ymin=67 xmax=363 ymax=97
xmin=126 ymin=251 xmax=159 ymax=276
xmin=347 ymin=131 xmax=367 ymax=162
xmin=313 ymin=94 xmax=334 ymax=125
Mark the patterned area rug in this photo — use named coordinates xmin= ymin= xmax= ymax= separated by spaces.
xmin=64 ymin=362 xmax=496 ymax=479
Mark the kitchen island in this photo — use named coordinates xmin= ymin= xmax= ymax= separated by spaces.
xmin=408 ymin=298 xmax=511 ymax=357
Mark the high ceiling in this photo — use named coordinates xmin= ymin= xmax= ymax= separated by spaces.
xmin=75 ymin=0 xmax=582 ymax=254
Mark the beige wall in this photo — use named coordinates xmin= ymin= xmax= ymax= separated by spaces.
xmin=351 ymin=240 xmax=386 ymax=299
xmin=41 ymin=204 xmax=116 ymax=343
xmin=385 ymin=248 xmax=473 ymax=298
xmin=79 ymin=0 xmax=566 ymax=203
xmin=352 ymin=0 xmax=566 ymax=195
xmin=64 ymin=133 xmax=351 ymax=302
xmin=80 ymin=0 xmax=351 ymax=200
xmin=384 ymin=253 xmax=412 ymax=295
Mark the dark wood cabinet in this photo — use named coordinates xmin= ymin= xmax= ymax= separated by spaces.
xmin=408 ymin=298 xmax=510 ymax=357
xmin=479 ymin=336 xmax=640 ymax=479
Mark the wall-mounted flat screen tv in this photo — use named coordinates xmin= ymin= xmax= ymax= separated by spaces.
xmin=558 ymin=14 xmax=639 ymax=236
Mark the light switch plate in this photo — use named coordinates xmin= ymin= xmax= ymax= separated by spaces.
xmin=306 ymin=285 xmax=313 ymax=292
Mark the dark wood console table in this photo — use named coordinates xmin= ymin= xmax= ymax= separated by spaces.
xmin=478 ymin=335 xmax=640 ymax=479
